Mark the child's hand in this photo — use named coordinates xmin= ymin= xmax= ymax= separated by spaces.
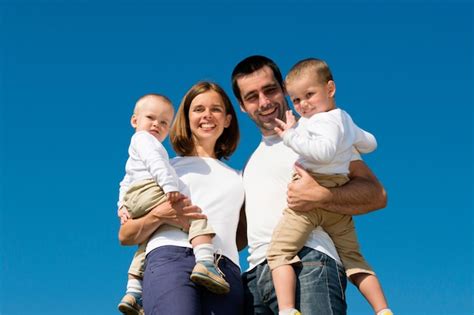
xmin=117 ymin=206 xmax=131 ymax=225
xmin=274 ymin=110 xmax=296 ymax=137
xmin=166 ymin=191 xmax=181 ymax=203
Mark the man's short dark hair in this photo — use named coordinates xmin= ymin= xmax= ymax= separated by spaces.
xmin=231 ymin=55 xmax=284 ymax=103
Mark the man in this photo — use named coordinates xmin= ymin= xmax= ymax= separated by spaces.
xmin=232 ymin=55 xmax=387 ymax=314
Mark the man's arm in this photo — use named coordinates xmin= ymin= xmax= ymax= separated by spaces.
xmin=236 ymin=203 xmax=247 ymax=251
xmin=119 ymin=195 xmax=206 ymax=245
xmin=287 ymin=160 xmax=387 ymax=215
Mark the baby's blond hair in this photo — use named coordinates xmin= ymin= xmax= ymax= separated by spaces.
xmin=133 ymin=93 xmax=173 ymax=114
xmin=285 ymin=58 xmax=334 ymax=85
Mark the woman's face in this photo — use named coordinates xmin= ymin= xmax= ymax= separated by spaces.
xmin=188 ymin=90 xmax=232 ymax=150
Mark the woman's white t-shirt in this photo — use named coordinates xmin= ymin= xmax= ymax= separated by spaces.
xmin=146 ymin=156 xmax=244 ymax=267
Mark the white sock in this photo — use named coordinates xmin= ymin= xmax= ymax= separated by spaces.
xmin=193 ymin=243 xmax=214 ymax=263
xmin=279 ymin=308 xmax=299 ymax=315
xmin=376 ymin=309 xmax=393 ymax=315
xmin=126 ymin=278 xmax=143 ymax=295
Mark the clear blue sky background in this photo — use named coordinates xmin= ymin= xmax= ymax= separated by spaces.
xmin=1 ymin=0 xmax=472 ymax=314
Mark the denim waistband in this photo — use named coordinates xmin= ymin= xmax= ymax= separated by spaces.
xmin=148 ymin=245 xmax=240 ymax=271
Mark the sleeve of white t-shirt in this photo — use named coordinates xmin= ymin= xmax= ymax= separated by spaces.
xmin=132 ymin=131 xmax=180 ymax=194
xmin=283 ymin=112 xmax=343 ymax=164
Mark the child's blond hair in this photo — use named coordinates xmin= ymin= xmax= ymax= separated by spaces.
xmin=285 ymin=58 xmax=334 ymax=85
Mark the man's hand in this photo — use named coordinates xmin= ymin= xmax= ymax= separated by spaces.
xmin=274 ymin=110 xmax=297 ymax=137
xmin=288 ymin=160 xmax=387 ymax=215
xmin=287 ymin=163 xmax=331 ymax=212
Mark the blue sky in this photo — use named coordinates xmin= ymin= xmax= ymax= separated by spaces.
xmin=0 ymin=0 xmax=472 ymax=314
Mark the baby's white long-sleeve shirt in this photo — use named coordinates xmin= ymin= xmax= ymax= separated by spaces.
xmin=283 ymin=108 xmax=376 ymax=174
xmin=117 ymin=131 xmax=180 ymax=208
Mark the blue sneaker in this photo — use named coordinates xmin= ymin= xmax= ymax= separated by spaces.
xmin=190 ymin=258 xmax=230 ymax=294
xmin=118 ymin=292 xmax=143 ymax=315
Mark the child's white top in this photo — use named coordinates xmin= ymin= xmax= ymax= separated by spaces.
xmin=283 ymin=108 xmax=377 ymax=174
xmin=145 ymin=156 xmax=245 ymax=267
xmin=117 ymin=131 xmax=180 ymax=208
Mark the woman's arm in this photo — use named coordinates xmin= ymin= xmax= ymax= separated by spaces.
xmin=119 ymin=195 xmax=206 ymax=245
xmin=287 ymin=160 xmax=387 ymax=215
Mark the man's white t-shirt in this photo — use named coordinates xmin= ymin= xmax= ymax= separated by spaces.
xmin=243 ymin=135 xmax=343 ymax=270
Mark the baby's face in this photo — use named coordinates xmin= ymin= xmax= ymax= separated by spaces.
xmin=286 ymin=72 xmax=335 ymax=118
xmin=132 ymin=99 xmax=174 ymax=142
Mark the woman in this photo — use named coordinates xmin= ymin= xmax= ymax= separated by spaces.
xmin=119 ymin=81 xmax=244 ymax=314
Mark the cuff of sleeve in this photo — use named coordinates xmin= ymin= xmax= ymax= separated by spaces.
xmin=282 ymin=128 xmax=295 ymax=145
xmin=162 ymin=183 xmax=180 ymax=194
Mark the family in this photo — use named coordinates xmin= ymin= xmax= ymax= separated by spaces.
xmin=116 ymin=55 xmax=393 ymax=315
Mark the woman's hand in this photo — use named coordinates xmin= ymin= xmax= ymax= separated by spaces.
xmin=118 ymin=193 xmax=206 ymax=245
xmin=117 ymin=206 xmax=131 ymax=225
xmin=154 ymin=194 xmax=205 ymax=231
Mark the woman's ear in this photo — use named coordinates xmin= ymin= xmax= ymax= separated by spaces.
xmin=224 ymin=114 xmax=232 ymax=128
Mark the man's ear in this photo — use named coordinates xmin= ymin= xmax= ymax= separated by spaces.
xmin=239 ymin=102 xmax=247 ymax=113
xmin=327 ymin=80 xmax=336 ymax=98
xmin=130 ymin=115 xmax=138 ymax=128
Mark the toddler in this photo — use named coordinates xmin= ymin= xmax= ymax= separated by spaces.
xmin=267 ymin=59 xmax=393 ymax=315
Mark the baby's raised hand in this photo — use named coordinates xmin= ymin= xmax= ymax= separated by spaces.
xmin=274 ymin=110 xmax=296 ymax=137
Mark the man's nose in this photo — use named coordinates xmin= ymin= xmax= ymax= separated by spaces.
xmin=258 ymin=92 xmax=271 ymax=107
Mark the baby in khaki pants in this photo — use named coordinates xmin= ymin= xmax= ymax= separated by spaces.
xmin=117 ymin=94 xmax=229 ymax=315
xmin=267 ymin=58 xmax=393 ymax=315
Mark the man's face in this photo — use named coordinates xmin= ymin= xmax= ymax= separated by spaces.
xmin=236 ymin=66 xmax=288 ymax=136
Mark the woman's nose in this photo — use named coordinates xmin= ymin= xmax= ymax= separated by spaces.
xmin=203 ymin=109 xmax=212 ymax=118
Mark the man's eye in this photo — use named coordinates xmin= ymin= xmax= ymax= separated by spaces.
xmin=245 ymin=95 xmax=257 ymax=102
xmin=265 ymin=87 xmax=276 ymax=95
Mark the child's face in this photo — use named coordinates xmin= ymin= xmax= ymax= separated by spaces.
xmin=286 ymin=72 xmax=336 ymax=118
xmin=131 ymin=99 xmax=174 ymax=142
